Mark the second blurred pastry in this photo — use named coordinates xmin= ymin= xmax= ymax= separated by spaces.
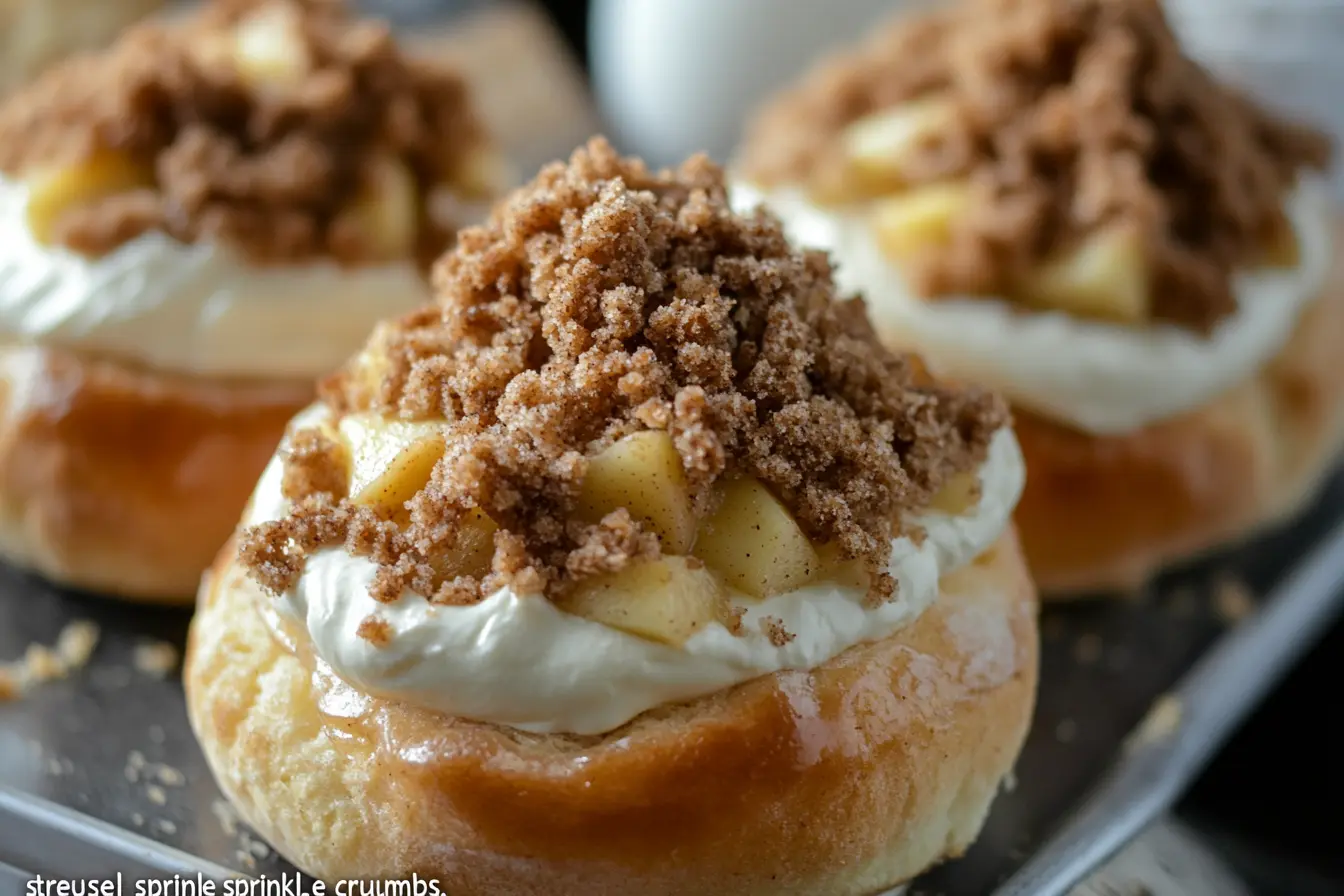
xmin=0 ymin=0 xmax=502 ymax=602
xmin=735 ymin=0 xmax=1344 ymax=595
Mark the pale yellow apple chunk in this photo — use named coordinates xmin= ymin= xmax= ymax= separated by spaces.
xmin=869 ymin=182 xmax=973 ymax=265
xmin=342 ymin=155 xmax=419 ymax=262
xmin=24 ymin=153 xmax=153 ymax=245
xmin=1018 ymin=226 xmax=1150 ymax=324
xmin=430 ymin=509 xmax=498 ymax=581
xmin=232 ymin=3 xmax=312 ymax=88
xmin=576 ymin=431 xmax=696 ymax=554
xmin=843 ymin=97 xmax=957 ymax=189
xmin=338 ymin=415 xmax=446 ymax=515
xmin=815 ymin=542 xmax=871 ymax=592
xmin=695 ymin=478 xmax=820 ymax=599
xmin=557 ymin=557 xmax=726 ymax=646
xmin=928 ymin=471 xmax=981 ymax=515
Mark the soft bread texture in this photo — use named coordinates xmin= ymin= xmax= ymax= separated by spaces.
xmin=1013 ymin=225 xmax=1344 ymax=595
xmin=186 ymin=530 xmax=1038 ymax=895
xmin=0 ymin=344 xmax=310 ymax=602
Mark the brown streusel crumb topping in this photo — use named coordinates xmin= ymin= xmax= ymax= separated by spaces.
xmin=738 ymin=0 xmax=1332 ymax=333
xmin=239 ymin=137 xmax=1008 ymax=606
xmin=0 ymin=0 xmax=490 ymax=265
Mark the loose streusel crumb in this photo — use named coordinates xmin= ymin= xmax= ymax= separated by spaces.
xmin=355 ymin=615 xmax=392 ymax=646
xmin=240 ymin=137 xmax=1007 ymax=606
xmin=738 ymin=0 xmax=1331 ymax=333
xmin=1213 ymin=575 xmax=1255 ymax=624
xmin=132 ymin=641 xmax=180 ymax=678
xmin=0 ymin=0 xmax=490 ymax=265
xmin=281 ymin=427 xmax=349 ymax=501
xmin=0 ymin=620 xmax=100 ymax=700
xmin=760 ymin=616 xmax=796 ymax=647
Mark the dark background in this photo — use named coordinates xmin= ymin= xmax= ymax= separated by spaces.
xmin=524 ymin=1 xmax=1344 ymax=893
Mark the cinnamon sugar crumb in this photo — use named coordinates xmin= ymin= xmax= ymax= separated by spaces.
xmin=0 ymin=620 xmax=100 ymax=701
xmin=355 ymin=615 xmax=392 ymax=646
xmin=282 ymin=427 xmax=349 ymax=501
xmin=759 ymin=615 xmax=796 ymax=647
xmin=1213 ymin=575 xmax=1255 ymax=624
xmin=0 ymin=0 xmax=491 ymax=265
xmin=241 ymin=137 xmax=1007 ymax=605
xmin=132 ymin=641 xmax=180 ymax=678
xmin=739 ymin=0 xmax=1331 ymax=333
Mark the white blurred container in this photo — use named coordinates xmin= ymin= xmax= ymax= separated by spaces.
xmin=589 ymin=0 xmax=928 ymax=167
xmin=1166 ymin=0 xmax=1344 ymax=200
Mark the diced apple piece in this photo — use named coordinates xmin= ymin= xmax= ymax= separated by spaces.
xmin=233 ymin=3 xmax=312 ymax=88
xmin=429 ymin=509 xmax=498 ymax=581
xmin=557 ymin=557 xmax=726 ymax=646
xmin=338 ymin=414 xmax=446 ymax=514
xmin=576 ymin=431 xmax=696 ymax=554
xmin=815 ymin=542 xmax=871 ymax=591
xmin=24 ymin=153 xmax=152 ymax=245
xmin=928 ymin=471 xmax=981 ymax=515
xmin=843 ymin=97 xmax=957 ymax=188
xmin=342 ymin=155 xmax=419 ymax=261
xmin=695 ymin=478 xmax=820 ymax=598
xmin=1018 ymin=226 xmax=1150 ymax=324
xmin=869 ymin=182 xmax=973 ymax=264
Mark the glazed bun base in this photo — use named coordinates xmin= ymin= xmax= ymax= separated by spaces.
xmin=0 ymin=344 xmax=311 ymax=603
xmin=1015 ymin=236 xmax=1344 ymax=596
xmin=185 ymin=530 xmax=1038 ymax=895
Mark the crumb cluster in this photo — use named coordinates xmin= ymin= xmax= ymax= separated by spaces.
xmin=0 ymin=620 xmax=100 ymax=701
xmin=0 ymin=0 xmax=489 ymax=264
xmin=240 ymin=138 xmax=1007 ymax=606
xmin=738 ymin=0 xmax=1331 ymax=333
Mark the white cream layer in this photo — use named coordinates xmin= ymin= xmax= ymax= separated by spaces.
xmin=245 ymin=409 xmax=1025 ymax=735
xmin=0 ymin=175 xmax=428 ymax=379
xmin=734 ymin=177 xmax=1332 ymax=435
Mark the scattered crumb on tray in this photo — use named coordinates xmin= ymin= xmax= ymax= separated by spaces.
xmin=0 ymin=620 xmax=100 ymax=701
xmin=1055 ymin=718 xmax=1078 ymax=744
xmin=1128 ymin=693 xmax=1184 ymax=752
xmin=1213 ymin=575 xmax=1256 ymax=624
xmin=133 ymin=640 xmax=180 ymax=678
xmin=1072 ymin=632 xmax=1103 ymax=666
xmin=146 ymin=784 xmax=168 ymax=806
xmin=212 ymin=798 xmax=241 ymax=838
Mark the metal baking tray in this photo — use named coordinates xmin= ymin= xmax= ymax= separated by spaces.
xmin=2 ymin=469 xmax=1342 ymax=894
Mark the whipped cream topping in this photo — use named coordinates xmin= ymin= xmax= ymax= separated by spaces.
xmin=733 ymin=177 xmax=1332 ymax=434
xmin=245 ymin=408 xmax=1025 ymax=735
xmin=0 ymin=175 xmax=429 ymax=380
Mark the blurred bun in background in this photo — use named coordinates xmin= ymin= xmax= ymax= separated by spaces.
xmin=0 ymin=0 xmax=165 ymax=95
xmin=1167 ymin=0 xmax=1344 ymax=200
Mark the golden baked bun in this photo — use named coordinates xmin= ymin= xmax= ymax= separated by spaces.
xmin=734 ymin=0 xmax=1341 ymax=596
xmin=186 ymin=528 xmax=1037 ymax=895
xmin=0 ymin=1 xmax=499 ymax=602
xmin=1014 ymin=228 xmax=1344 ymax=594
xmin=0 ymin=345 xmax=309 ymax=602
xmin=186 ymin=137 xmax=1035 ymax=892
